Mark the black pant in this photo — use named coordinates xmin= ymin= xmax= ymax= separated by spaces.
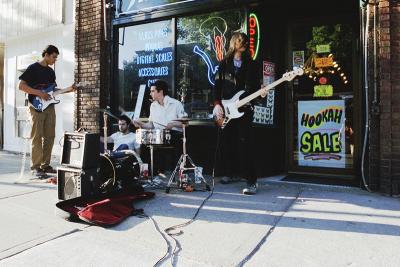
xmin=218 ymin=110 xmax=256 ymax=184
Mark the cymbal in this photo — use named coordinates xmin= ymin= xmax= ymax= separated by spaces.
xmin=173 ymin=117 xmax=193 ymax=122
xmin=98 ymin=109 xmax=119 ymax=120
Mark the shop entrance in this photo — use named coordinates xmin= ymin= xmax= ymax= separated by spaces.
xmin=286 ymin=14 xmax=360 ymax=179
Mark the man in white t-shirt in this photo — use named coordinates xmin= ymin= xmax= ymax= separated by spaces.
xmin=101 ymin=115 xmax=140 ymax=154
xmin=134 ymin=80 xmax=185 ymax=175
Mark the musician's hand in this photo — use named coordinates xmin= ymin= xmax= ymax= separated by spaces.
xmin=165 ymin=122 xmax=174 ymax=130
xmin=213 ymin=104 xmax=224 ymax=120
xmin=260 ymin=88 xmax=268 ymax=98
xmin=39 ymin=91 xmax=51 ymax=101
xmin=133 ymin=120 xmax=142 ymax=128
xmin=70 ymin=84 xmax=77 ymax=92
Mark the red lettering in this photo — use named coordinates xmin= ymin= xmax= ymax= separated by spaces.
xmin=249 ymin=17 xmax=256 ymax=28
xmin=250 ymin=37 xmax=255 ymax=45
xmin=250 ymin=49 xmax=254 ymax=57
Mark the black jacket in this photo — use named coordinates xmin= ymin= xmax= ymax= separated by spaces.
xmin=213 ymin=54 xmax=260 ymax=106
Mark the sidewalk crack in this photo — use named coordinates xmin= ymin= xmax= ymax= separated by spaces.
xmin=0 ymin=228 xmax=84 ymax=261
xmin=237 ymin=188 xmax=303 ymax=267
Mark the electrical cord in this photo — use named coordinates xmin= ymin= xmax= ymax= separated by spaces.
xmin=151 ymin=127 xmax=221 ymax=267
xmin=361 ymin=3 xmax=374 ymax=193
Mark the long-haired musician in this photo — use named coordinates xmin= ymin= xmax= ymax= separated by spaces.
xmin=213 ymin=32 xmax=267 ymax=195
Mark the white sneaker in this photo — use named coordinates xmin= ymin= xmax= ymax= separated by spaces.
xmin=242 ymin=183 xmax=257 ymax=195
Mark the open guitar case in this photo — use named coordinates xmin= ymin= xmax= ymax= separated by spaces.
xmin=56 ymin=184 xmax=155 ymax=227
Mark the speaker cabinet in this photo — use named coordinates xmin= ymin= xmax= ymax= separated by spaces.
xmin=57 ymin=167 xmax=98 ymax=200
xmin=61 ymin=132 xmax=100 ymax=169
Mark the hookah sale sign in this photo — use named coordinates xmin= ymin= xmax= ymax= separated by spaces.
xmin=298 ymin=100 xmax=346 ymax=168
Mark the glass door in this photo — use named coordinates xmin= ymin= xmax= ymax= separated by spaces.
xmin=287 ymin=20 xmax=359 ymax=176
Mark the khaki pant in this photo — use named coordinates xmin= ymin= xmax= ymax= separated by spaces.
xmin=29 ymin=105 xmax=56 ymax=170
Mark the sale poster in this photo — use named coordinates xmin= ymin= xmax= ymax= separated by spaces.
xmin=298 ymin=100 xmax=346 ymax=168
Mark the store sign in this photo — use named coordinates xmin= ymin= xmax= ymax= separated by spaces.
xmin=248 ymin=13 xmax=260 ymax=60
xmin=314 ymin=85 xmax=333 ymax=97
xmin=292 ymin=51 xmax=304 ymax=68
xmin=314 ymin=57 xmax=333 ymax=68
xmin=117 ymin=0 xmax=193 ymax=15
xmin=298 ymin=100 xmax=346 ymax=168
xmin=253 ymin=61 xmax=275 ymax=126
xmin=316 ymin=44 xmax=330 ymax=54
xmin=132 ymin=20 xmax=174 ymax=87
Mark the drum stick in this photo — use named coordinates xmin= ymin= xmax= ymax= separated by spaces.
xmin=119 ymin=106 xmax=167 ymax=128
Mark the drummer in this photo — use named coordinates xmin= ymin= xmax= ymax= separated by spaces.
xmin=134 ymin=80 xmax=186 ymax=131
xmin=133 ymin=80 xmax=186 ymax=176
xmin=101 ymin=115 xmax=141 ymax=157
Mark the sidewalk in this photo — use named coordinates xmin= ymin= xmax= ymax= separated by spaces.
xmin=0 ymin=150 xmax=399 ymax=267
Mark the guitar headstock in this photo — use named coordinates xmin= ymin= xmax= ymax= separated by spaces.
xmin=282 ymin=67 xmax=304 ymax=81
xmin=75 ymin=81 xmax=90 ymax=88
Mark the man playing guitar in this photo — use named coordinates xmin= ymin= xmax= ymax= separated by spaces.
xmin=19 ymin=45 xmax=76 ymax=177
xmin=213 ymin=32 xmax=268 ymax=195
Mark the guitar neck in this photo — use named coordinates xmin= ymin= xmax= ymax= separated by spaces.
xmin=236 ymin=76 xmax=286 ymax=108
xmin=52 ymin=87 xmax=72 ymax=97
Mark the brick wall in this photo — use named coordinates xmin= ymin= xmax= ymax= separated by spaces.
xmin=75 ymin=0 xmax=110 ymax=133
xmin=374 ymin=0 xmax=400 ymax=195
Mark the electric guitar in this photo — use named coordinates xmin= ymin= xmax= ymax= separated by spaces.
xmin=30 ymin=82 xmax=88 ymax=112
xmin=215 ymin=67 xmax=304 ymax=129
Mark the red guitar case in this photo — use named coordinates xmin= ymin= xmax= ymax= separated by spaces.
xmin=56 ymin=184 xmax=155 ymax=227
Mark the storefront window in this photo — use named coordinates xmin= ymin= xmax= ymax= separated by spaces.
xmin=118 ymin=20 xmax=174 ymax=117
xmin=291 ymin=23 xmax=355 ymax=169
xmin=176 ymin=9 xmax=245 ymax=118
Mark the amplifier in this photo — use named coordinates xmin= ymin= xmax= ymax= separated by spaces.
xmin=61 ymin=132 xmax=100 ymax=169
xmin=57 ymin=166 xmax=99 ymax=200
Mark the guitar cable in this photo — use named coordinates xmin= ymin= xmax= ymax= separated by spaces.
xmin=149 ymin=127 xmax=221 ymax=267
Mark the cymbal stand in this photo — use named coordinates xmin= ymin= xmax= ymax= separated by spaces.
xmin=148 ymin=143 xmax=154 ymax=183
xmin=103 ymin=111 xmax=108 ymax=154
xmin=166 ymin=122 xmax=209 ymax=193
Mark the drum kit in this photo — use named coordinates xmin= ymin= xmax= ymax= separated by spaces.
xmin=99 ymin=108 xmax=210 ymax=193
xmin=136 ymin=128 xmax=171 ymax=182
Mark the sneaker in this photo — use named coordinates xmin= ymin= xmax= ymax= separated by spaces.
xmin=242 ymin=183 xmax=257 ymax=195
xmin=31 ymin=168 xmax=46 ymax=178
xmin=220 ymin=176 xmax=241 ymax=184
xmin=41 ymin=165 xmax=56 ymax=174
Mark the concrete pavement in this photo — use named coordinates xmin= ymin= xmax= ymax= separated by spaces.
xmin=0 ymin=150 xmax=399 ymax=267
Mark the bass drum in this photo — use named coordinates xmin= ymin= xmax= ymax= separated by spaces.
xmin=97 ymin=153 xmax=141 ymax=194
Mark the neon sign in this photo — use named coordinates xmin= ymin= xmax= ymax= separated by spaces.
xmin=199 ymin=17 xmax=227 ymax=62
xmin=249 ymin=13 xmax=260 ymax=60
xmin=193 ymin=45 xmax=219 ymax=85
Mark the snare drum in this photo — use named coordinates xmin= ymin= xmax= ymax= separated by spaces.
xmin=135 ymin=129 xmax=171 ymax=145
